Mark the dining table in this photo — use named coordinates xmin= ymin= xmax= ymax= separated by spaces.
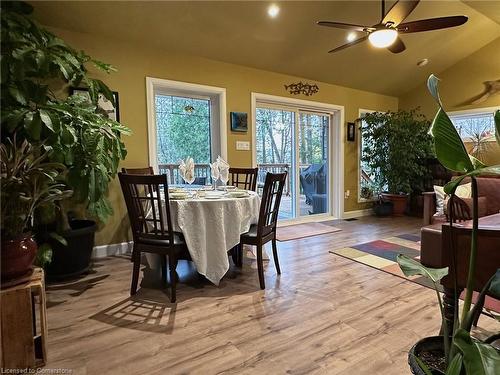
xmin=143 ymin=187 xmax=262 ymax=285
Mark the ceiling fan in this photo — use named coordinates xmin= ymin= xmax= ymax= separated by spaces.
xmin=317 ymin=0 xmax=468 ymax=54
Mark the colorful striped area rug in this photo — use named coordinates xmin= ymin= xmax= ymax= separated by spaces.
xmin=330 ymin=233 xmax=500 ymax=314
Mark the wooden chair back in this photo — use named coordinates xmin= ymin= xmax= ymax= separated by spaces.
xmin=257 ymin=172 xmax=287 ymax=236
xmin=118 ymin=173 xmax=174 ymax=244
xmin=447 ymin=196 xmax=472 ymax=222
xmin=229 ymin=167 xmax=258 ymax=191
xmin=121 ymin=167 xmax=154 ymax=175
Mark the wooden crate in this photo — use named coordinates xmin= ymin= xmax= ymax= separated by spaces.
xmin=1 ymin=268 xmax=48 ymax=368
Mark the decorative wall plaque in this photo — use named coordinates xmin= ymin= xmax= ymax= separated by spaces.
xmin=284 ymin=82 xmax=319 ymax=96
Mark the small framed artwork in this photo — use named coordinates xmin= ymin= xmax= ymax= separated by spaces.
xmin=70 ymin=87 xmax=120 ymax=122
xmin=230 ymin=112 xmax=248 ymax=132
xmin=347 ymin=122 xmax=355 ymax=142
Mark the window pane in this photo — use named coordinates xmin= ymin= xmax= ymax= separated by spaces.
xmin=359 ymin=118 xmax=376 ymax=200
xmin=451 ymin=112 xmax=495 ymax=140
xmin=155 ymin=94 xmax=211 ymax=164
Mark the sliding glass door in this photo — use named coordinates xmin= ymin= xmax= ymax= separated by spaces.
xmin=298 ymin=112 xmax=329 ymax=216
xmin=255 ymin=104 xmax=331 ymax=220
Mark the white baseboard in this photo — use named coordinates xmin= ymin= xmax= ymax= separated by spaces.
xmin=93 ymin=241 xmax=133 ymax=259
xmin=342 ymin=208 xmax=373 ymax=219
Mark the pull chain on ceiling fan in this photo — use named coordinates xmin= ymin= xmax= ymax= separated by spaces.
xmin=317 ymin=0 xmax=468 ymax=54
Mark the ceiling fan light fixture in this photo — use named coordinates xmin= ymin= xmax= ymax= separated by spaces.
xmin=368 ymin=29 xmax=398 ymax=48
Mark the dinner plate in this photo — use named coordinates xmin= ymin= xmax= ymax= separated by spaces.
xmin=170 ymin=193 xmax=189 ymax=200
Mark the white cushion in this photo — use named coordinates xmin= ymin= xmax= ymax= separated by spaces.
xmin=433 ymin=183 xmax=471 ymax=216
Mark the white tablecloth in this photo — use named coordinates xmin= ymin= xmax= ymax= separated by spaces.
xmin=162 ymin=191 xmax=260 ymax=284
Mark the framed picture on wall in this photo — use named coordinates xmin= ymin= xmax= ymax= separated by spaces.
xmin=347 ymin=122 xmax=355 ymax=142
xmin=230 ymin=112 xmax=248 ymax=132
xmin=70 ymin=87 xmax=120 ymax=122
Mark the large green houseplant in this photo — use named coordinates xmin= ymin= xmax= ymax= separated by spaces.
xmin=397 ymin=75 xmax=500 ymax=375
xmin=361 ymin=109 xmax=434 ymax=215
xmin=1 ymin=1 xmax=130 ymax=278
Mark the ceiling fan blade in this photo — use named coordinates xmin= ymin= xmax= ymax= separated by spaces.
xmin=317 ymin=21 xmax=367 ymax=32
xmin=387 ymin=36 xmax=406 ymax=53
xmin=397 ymin=16 xmax=468 ymax=33
xmin=328 ymin=35 xmax=368 ymax=53
xmin=382 ymin=0 xmax=420 ymax=26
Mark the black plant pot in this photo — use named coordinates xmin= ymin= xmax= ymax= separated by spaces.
xmin=408 ymin=336 xmax=446 ymax=375
xmin=373 ymin=200 xmax=394 ymax=217
xmin=46 ymin=219 xmax=97 ymax=281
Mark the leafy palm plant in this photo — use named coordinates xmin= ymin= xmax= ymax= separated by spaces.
xmin=397 ymin=75 xmax=500 ymax=375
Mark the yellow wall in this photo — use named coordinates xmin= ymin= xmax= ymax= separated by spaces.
xmin=47 ymin=27 xmax=398 ymax=246
xmin=399 ymin=37 xmax=500 ymax=165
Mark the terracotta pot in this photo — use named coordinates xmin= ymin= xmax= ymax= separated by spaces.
xmin=381 ymin=193 xmax=408 ymax=216
xmin=1 ymin=232 xmax=38 ymax=281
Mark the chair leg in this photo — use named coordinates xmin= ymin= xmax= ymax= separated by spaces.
xmin=231 ymin=246 xmax=239 ymax=266
xmin=237 ymin=244 xmax=243 ymax=268
xmin=472 ymin=292 xmax=486 ymax=327
xmin=130 ymin=249 xmax=140 ymax=296
xmin=256 ymin=244 xmax=265 ymax=290
xmin=160 ymin=255 xmax=167 ymax=287
xmin=272 ymin=239 xmax=281 ymax=275
xmin=168 ymin=255 xmax=178 ymax=303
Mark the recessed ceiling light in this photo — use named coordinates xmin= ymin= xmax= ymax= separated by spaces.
xmin=267 ymin=4 xmax=280 ymax=18
xmin=346 ymin=32 xmax=357 ymax=42
xmin=417 ymin=58 xmax=429 ymax=67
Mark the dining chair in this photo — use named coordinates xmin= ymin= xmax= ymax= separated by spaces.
xmin=239 ymin=172 xmax=287 ymax=289
xmin=121 ymin=166 xmax=154 ymax=175
xmin=229 ymin=167 xmax=258 ymax=191
xmin=118 ymin=173 xmax=191 ymax=302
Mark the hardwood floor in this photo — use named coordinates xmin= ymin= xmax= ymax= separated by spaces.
xmin=44 ymin=216 xmax=499 ymax=374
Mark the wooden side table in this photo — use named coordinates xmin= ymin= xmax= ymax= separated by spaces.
xmin=1 ymin=267 xmax=48 ymax=369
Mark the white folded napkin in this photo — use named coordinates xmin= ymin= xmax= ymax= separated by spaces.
xmin=216 ymin=156 xmax=229 ymax=183
xmin=179 ymin=157 xmax=195 ymax=184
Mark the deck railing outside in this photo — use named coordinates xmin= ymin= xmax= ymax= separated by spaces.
xmin=157 ymin=163 xmax=313 ymax=196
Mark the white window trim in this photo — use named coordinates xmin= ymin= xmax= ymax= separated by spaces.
xmin=250 ymin=92 xmax=344 ymax=220
xmin=358 ymin=108 xmax=377 ymax=203
xmin=146 ymin=77 xmax=227 ymax=172
xmin=449 ymin=106 xmax=499 ymax=143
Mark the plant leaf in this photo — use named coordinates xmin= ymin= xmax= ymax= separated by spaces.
xmin=446 ymin=353 xmax=463 ymax=375
xmin=413 ymin=355 xmax=433 ymax=375
xmin=397 ymin=254 xmax=448 ymax=283
xmin=489 ymin=269 xmax=500 ymax=299
xmin=426 ymin=75 xmax=473 ymax=173
xmin=49 ymin=232 xmax=67 ymax=246
xmin=430 ymin=108 xmax=473 ymax=173
xmin=453 ymin=329 xmax=500 ymax=375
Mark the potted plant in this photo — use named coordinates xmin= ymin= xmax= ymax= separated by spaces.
xmin=397 ymin=75 xmax=500 ymax=375
xmin=1 ymin=138 xmax=71 ymax=282
xmin=361 ymin=109 xmax=434 ymax=215
xmin=1 ymin=1 xmax=130 ymax=279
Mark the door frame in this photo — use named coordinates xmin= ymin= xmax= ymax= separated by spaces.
xmin=146 ymin=77 xmax=227 ymax=172
xmin=251 ymin=92 xmax=345 ymax=220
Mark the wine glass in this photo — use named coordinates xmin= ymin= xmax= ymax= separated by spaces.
xmin=219 ymin=167 xmax=229 ymax=189
xmin=210 ymin=162 xmax=219 ymax=190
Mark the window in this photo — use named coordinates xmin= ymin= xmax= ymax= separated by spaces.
xmin=449 ymin=108 xmax=498 ymax=161
xmin=146 ymin=78 xmax=226 ymax=183
xmin=358 ymin=110 xmax=376 ymax=202
xmin=155 ymin=94 xmax=211 ymax=164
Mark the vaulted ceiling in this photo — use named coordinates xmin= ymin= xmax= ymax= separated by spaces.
xmin=32 ymin=1 xmax=500 ymax=97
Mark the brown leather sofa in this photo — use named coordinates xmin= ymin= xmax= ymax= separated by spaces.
xmin=422 ymin=177 xmax=500 ymax=225
xmin=420 ymin=177 xmax=500 ymax=330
